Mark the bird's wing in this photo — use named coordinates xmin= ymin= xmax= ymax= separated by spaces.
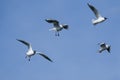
xmin=37 ymin=52 xmax=53 ymax=62
xmin=45 ymin=19 xmax=59 ymax=27
xmin=99 ymin=48 xmax=104 ymax=53
xmin=17 ymin=39 xmax=31 ymax=49
xmin=100 ymin=43 xmax=106 ymax=48
xmin=87 ymin=3 xmax=101 ymax=18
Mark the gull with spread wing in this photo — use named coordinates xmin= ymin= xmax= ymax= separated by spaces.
xmin=17 ymin=39 xmax=53 ymax=62
xmin=98 ymin=42 xmax=111 ymax=53
xmin=87 ymin=3 xmax=107 ymax=25
xmin=45 ymin=19 xmax=69 ymax=36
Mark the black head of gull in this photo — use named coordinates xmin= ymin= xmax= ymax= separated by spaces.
xmin=62 ymin=24 xmax=69 ymax=29
xmin=45 ymin=19 xmax=69 ymax=36
xmin=17 ymin=39 xmax=53 ymax=62
xmin=104 ymin=17 xmax=108 ymax=20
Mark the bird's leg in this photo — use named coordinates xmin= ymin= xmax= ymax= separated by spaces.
xmin=57 ymin=32 xmax=60 ymax=36
xmin=25 ymin=56 xmax=27 ymax=59
xmin=56 ymin=32 xmax=59 ymax=36
xmin=28 ymin=56 xmax=31 ymax=61
xmin=28 ymin=58 xmax=30 ymax=61
xmin=55 ymin=31 xmax=60 ymax=36
xmin=55 ymin=32 xmax=57 ymax=36
xmin=25 ymin=56 xmax=30 ymax=61
xmin=56 ymin=32 xmax=60 ymax=36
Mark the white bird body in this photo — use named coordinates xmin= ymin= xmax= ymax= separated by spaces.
xmin=46 ymin=19 xmax=68 ymax=36
xmin=92 ymin=16 xmax=106 ymax=25
xmin=49 ymin=25 xmax=63 ymax=32
xmin=17 ymin=39 xmax=53 ymax=62
xmin=87 ymin=3 xmax=107 ymax=25
xmin=26 ymin=47 xmax=35 ymax=57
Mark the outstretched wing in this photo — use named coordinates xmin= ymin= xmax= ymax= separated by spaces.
xmin=87 ymin=3 xmax=101 ymax=18
xmin=39 ymin=53 xmax=53 ymax=62
xmin=99 ymin=43 xmax=106 ymax=48
xmin=17 ymin=39 xmax=31 ymax=49
xmin=45 ymin=19 xmax=59 ymax=27
xmin=98 ymin=48 xmax=104 ymax=53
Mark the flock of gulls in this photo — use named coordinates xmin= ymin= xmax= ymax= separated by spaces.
xmin=17 ymin=3 xmax=111 ymax=62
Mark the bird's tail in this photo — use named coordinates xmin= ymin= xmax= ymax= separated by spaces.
xmin=98 ymin=50 xmax=102 ymax=53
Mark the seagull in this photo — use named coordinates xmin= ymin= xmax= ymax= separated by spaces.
xmin=98 ymin=42 xmax=111 ymax=53
xmin=45 ymin=19 xmax=69 ymax=36
xmin=17 ymin=39 xmax=53 ymax=62
xmin=87 ymin=3 xmax=107 ymax=25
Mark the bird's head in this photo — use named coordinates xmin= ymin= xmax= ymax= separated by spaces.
xmin=62 ymin=24 xmax=69 ymax=29
xmin=105 ymin=17 xmax=108 ymax=20
xmin=34 ymin=50 xmax=36 ymax=54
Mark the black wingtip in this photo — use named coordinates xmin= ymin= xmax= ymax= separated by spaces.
xmin=39 ymin=53 xmax=53 ymax=62
xmin=87 ymin=3 xmax=90 ymax=6
xmin=45 ymin=19 xmax=48 ymax=22
xmin=16 ymin=39 xmax=23 ymax=42
xmin=16 ymin=39 xmax=20 ymax=41
xmin=45 ymin=19 xmax=52 ymax=21
xmin=45 ymin=19 xmax=48 ymax=21
xmin=45 ymin=19 xmax=52 ymax=23
xmin=49 ymin=60 xmax=53 ymax=62
xmin=47 ymin=58 xmax=53 ymax=62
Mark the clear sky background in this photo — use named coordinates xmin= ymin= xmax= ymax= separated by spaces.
xmin=1 ymin=0 xmax=120 ymax=80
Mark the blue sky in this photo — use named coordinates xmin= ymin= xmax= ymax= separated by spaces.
xmin=1 ymin=0 xmax=120 ymax=80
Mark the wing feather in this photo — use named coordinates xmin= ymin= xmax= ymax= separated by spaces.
xmin=17 ymin=39 xmax=31 ymax=49
xmin=39 ymin=53 xmax=53 ymax=62
xmin=45 ymin=19 xmax=59 ymax=27
xmin=87 ymin=3 xmax=101 ymax=18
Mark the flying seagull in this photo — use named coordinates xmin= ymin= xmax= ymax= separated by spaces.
xmin=45 ymin=19 xmax=69 ymax=36
xmin=17 ymin=39 xmax=53 ymax=62
xmin=87 ymin=3 xmax=107 ymax=25
xmin=98 ymin=42 xmax=111 ymax=53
